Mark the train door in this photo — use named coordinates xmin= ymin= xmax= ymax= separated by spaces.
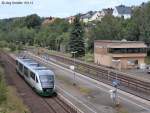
xmin=34 ymin=75 xmax=41 ymax=91
xmin=29 ymin=71 xmax=36 ymax=88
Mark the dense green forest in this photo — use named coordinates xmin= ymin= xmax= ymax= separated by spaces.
xmin=0 ymin=2 xmax=150 ymax=55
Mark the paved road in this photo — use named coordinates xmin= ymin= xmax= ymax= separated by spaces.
xmin=24 ymin=52 xmax=150 ymax=113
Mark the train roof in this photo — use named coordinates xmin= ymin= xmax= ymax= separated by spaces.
xmin=16 ymin=58 xmax=54 ymax=75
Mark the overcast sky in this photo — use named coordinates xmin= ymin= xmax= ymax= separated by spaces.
xmin=0 ymin=0 xmax=149 ymax=19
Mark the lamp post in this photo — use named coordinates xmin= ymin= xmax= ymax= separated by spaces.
xmin=71 ymin=51 xmax=77 ymax=86
xmin=108 ymin=70 xmax=110 ymax=81
xmin=84 ymin=42 xmax=86 ymax=62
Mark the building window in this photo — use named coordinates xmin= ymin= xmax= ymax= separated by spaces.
xmin=109 ymin=48 xmax=147 ymax=54
xmin=128 ymin=60 xmax=138 ymax=65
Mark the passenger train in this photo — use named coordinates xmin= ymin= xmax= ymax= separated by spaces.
xmin=16 ymin=57 xmax=56 ymax=96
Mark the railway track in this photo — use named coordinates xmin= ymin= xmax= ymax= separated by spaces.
xmin=0 ymin=51 xmax=81 ymax=113
xmin=43 ymin=97 xmax=77 ymax=113
xmin=29 ymin=52 xmax=150 ymax=101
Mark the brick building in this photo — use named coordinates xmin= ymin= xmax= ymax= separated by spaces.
xmin=94 ymin=40 xmax=147 ymax=70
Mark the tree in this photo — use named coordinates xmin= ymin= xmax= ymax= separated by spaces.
xmin=69 ymin=16 xmax=85 ymax=57
xmin=57 ymin=33 xmax=70 ymax=52
xmin=131 ymin=2 xmax=150 ymax=42
xmin=85 ymin=15 xmax=123 ymax=52
xmin=25 ymin=14 xmax=41 ymax=28
xmin=124 ymin=20 xmax=140 ymax=41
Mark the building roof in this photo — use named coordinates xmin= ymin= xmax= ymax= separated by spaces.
xmin=102 ymin=8 xmax=113 ymax=15
xmin=115 ymin=5 xmax=132 ymax=15
xmin=80 ymin=11 xmax=97 ymax=19
xmin=95 ymin=40 xmax=147 ymax=48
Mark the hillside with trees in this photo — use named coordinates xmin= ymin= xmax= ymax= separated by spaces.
xmin=0 ymin=2 xmax=150 ymax=55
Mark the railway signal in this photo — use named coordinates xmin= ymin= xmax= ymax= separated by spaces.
xmin=71 ymin=51 xmax=77 ymax=86
xmin=111 ymin=79 xmax=120 ymax=106
xmin=112 ymin=79 xmax=120 ymax=88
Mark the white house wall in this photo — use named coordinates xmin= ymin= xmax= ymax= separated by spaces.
xmin=113 ymin=8 xmax=131 ymax=19
xmin=113 ymin=8 xmax=119 ymax=17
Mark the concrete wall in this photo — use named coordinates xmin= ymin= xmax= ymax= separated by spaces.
xmin=94 ymin=52 xmax=146 ymax=69
xmin=94 ymin=54 xmax=112 ymax=66
xmin=138 ymin=58 xmax=145 ymax=64
xmin=117 ymin=57 xmax=145 ymax=69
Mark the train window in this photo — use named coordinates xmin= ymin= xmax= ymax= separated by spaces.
xmin=30 ymin=72 xmax=35 ymax=80
xmin=19 ymin=63 xmax=23 ymax=72
xmin=19 ymin=63 xmax=21 ymax=70
xmin=39 ymin=75 xmax=53 ymax=83
xmin=24 ymin=67 xmax=29 ymax=77
xmin=36 ymin=76 xmax=38 ymax=83
xmin=16 ymin=60 xmax=18 ymax=65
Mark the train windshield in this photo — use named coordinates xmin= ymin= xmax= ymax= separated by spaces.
xmin=40 ymin=75 xmax=53 ymax=82
xmin=39 ymin=75 xmax=54 ymax=88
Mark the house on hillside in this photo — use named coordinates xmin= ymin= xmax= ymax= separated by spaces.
xmin=67 ymin=16 xmax=76 ymax=24
xmin=90 ymin=11 xmax=105 ymax=21
xmin=67 ymin=7 xmax=114 ymax=23
xmin=113 ymin=5 xmax=132 ymax=19
xmin=42 ymin=17 xmax=56 ymax=25
xmin=82 ymin=8 xmax=114 ymax=23
xmin=90 ymin=8 xmax=114 ymax=21
xmin=103 ymin=8 xmax=114 ymax=15
xmin=80 ymin=11 xmax=96 ymax=23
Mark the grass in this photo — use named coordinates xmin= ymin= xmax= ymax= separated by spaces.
xmin=1 ymin=47 xmax=11 ymax=52
xmin=56 ymin=74 xmax=75 ymax=85
xmin=33 ymin=47 xmax=94 ymax=62
xmin=115 ymin=104 xmax=129 ymax=113
xmin=48 ymin=50 xmax=94 ymax=63
xmin=0 ymin=86 xmax=30 ymax=113
xmin=116 ymin=108 xmax=129 ymax=113
xmin=78 ymin=86 xmax=91 ymax=94
xmin=79 ymin=52 xmax=94 ymax=62
xmin=0 ymin=66 xmax=29 ymax=113
xmin=48 ymin=50 xmax=71 ymax=57
xmin=0 ymin=67 xmax=7 ymax=105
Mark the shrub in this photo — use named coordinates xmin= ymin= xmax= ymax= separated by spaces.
xmin=0 ymin=68 xmax=7 ymax=105
xmin=8 ymin=43 xmax=16 ymax=51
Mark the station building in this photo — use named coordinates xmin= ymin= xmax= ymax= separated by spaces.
xmin=94 ymin=40 xmax=147 ymax=70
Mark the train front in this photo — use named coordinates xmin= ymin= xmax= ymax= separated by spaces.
xmin=39 ymin=70 xmax=56 ymax=96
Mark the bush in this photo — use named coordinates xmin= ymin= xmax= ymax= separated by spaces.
xmin=0 ymin=81 xmax=7 ymax=104
xmin=0 ymin=41 xmax=8 ymax=48
xmin=0 ymin=68 xmax=7 ymax=105
xmin=8 ymin=43 xmax=16 ymax=51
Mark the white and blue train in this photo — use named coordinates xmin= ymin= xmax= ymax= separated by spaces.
xmin=16 ymin=57 xmax=56 ymax=96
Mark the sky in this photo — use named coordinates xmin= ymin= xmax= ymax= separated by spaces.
xmin=0 ymin=0 xmax=149 ymax=19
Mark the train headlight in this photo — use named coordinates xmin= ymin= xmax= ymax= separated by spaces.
xmin=46 ymin=89 xmax=50 ymax=92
